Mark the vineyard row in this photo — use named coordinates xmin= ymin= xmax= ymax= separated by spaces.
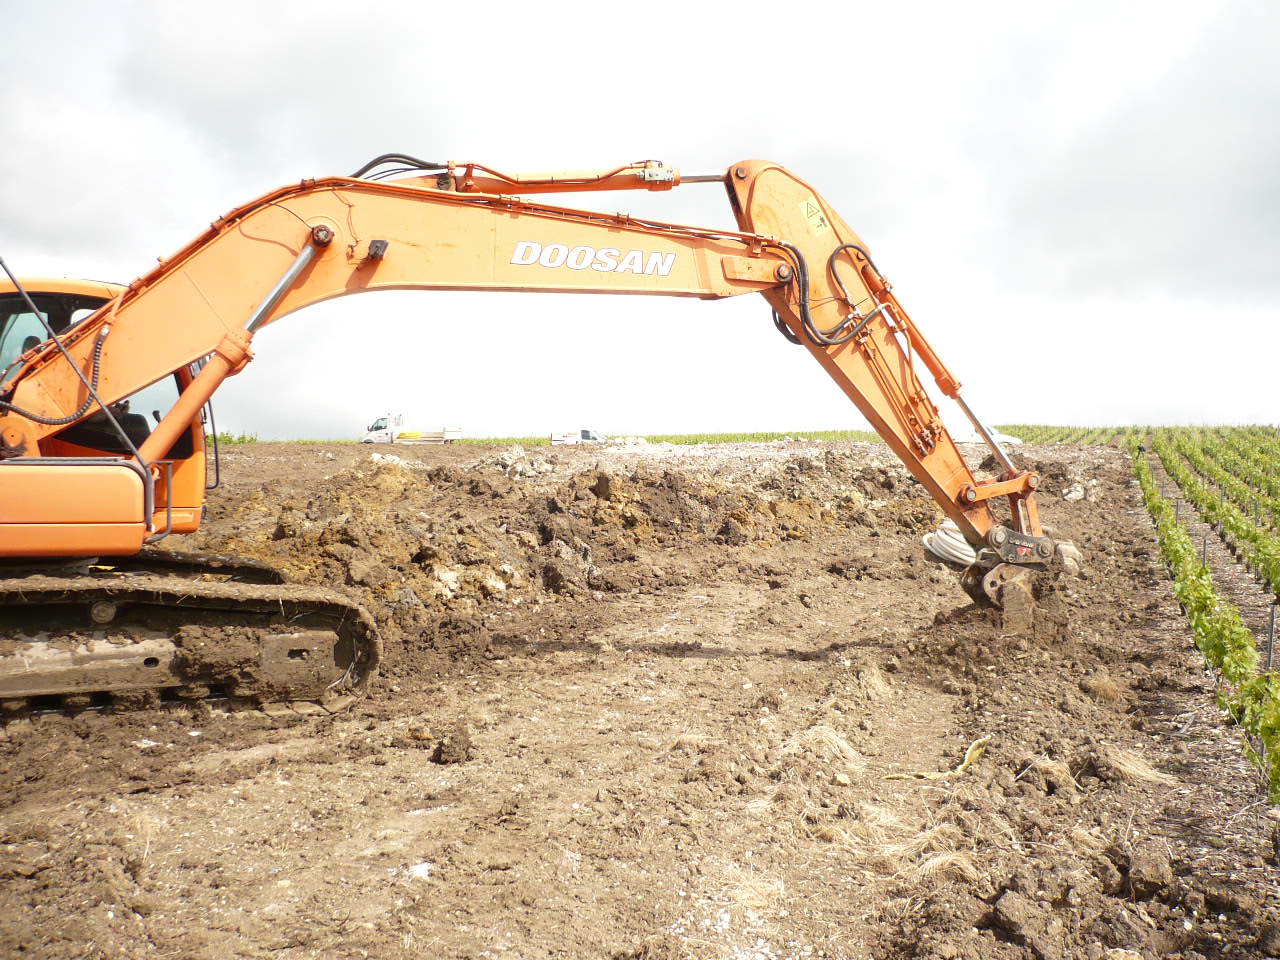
xmin=1130 ymin=438 xmax=1280 ymax=800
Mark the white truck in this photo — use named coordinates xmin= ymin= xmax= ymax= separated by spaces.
xmin=550 ymin=429 xmax=605 ymax=445
xmin=362 ymin=415 xmax=462 ymax=444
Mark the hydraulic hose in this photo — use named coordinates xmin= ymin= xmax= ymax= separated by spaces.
xmin=772 ymin=241 xmax=860 ymax=345
xmin=0 ymin=329 xmax=107 ymax=425
xmin=771 ymin=309 xmax=802 ymax=345
xmin=350 ymin=153 xmax=447 ymax=179
xmin=923 ymin=519 xmax=977 ymax=566
xmin=827 ymin=242 xmax=887 ymax=308
xmin=768 ymin=241 xmax=893 ymax=348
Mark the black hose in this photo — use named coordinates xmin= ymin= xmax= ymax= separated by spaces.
xmin=771 ymin=309 xmax=802 ymax=345
xmin=351 ymin=153 xmax=447 ymax=178
xmin=827 ymin=242 xmax=886 ymax=310
xmin=0 ymin=331 xmax=106 ymax=425
xmin=767 ymin=241 xmax=893 ymax=348
xmin=772 ymin=241 xmax=863 ymax=346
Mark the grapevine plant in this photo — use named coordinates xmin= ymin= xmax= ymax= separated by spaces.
xmin=1130 ymin=438 xmax=1280 ymax=800
xmin=1153 ymin=433 xmax=1280 ymax=600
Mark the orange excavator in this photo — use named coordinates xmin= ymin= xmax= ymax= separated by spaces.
xmin=0 ymin=156 xmax=1065 ymax=711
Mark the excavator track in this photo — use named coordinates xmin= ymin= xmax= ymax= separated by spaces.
xmin=0 ymin=571 xmax=380 ymax=717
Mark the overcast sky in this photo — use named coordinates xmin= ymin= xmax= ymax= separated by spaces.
xmin=2 ymin=0 xmax=1275 ymax=439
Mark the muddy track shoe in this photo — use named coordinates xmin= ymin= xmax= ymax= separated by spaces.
xmin=0 ymin=575 xmax=380 ymax=715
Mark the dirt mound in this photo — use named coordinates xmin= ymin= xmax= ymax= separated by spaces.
xmin=209 ymin=453 xmax=897 ymax=680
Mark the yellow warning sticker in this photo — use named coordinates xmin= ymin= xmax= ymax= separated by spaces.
xmin=800 ymin=197 xmax=831 ymax=235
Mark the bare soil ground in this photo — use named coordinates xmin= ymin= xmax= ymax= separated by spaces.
xmin=3 ymin=440 xmax=1279 ymax=960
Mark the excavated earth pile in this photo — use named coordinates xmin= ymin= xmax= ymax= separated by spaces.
xmin=1 ymin=440 xmax=1277 ymax=960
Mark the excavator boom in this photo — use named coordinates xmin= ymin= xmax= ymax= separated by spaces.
xmin=0 ymin=155 xmax=1057 ymax=710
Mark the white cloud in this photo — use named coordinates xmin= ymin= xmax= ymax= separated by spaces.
xmin=2 ymin=0 xmax=1274 ymax=439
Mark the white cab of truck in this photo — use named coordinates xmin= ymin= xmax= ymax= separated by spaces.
xmin=362 ymin=415 xmax=461 ymax=444
xmin=550 ymin=429 xmax=605 ymax=445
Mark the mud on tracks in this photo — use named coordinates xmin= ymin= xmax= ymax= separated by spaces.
xmin=1 ymin=440 xmax=1278 ymax=960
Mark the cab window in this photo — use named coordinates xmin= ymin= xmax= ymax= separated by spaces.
xmin=0 ymin=307 xmax=48 ymax=373
xmin=55 ymin=373 xmax=194 ymax=459
xmin=0 ymin=292 xmax=110 ymax=376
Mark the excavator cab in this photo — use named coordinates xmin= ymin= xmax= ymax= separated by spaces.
xmin=0 ymin=279 xmax=209 ymax=555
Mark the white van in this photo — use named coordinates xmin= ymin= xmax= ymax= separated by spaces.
xmin=550 ymin=429 xmax=605 ymax=445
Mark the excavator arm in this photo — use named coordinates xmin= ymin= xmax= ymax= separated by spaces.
xmin=0 ymin=155 xmax=1063 ymax=711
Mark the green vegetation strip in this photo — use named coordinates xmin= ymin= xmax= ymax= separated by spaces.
xmin=997 ymin=425 xmax=1136 ymax=445
xmin=1202 ymin=429 xmax=1280 ymax=521
xmin=1153 ymin=433 xmax=1280 ymax=599
xmin=463 ymin=430 xmax=883 ymax=445
xmin=220 ymin=430 xmax=881 ymax=446
xmin=1130 ymin=438 xmax=1280 ymax=800
xmin=456 ymin=436 xmax=550 ymax=446
xmin=640 ymin=429 xmax=880 ymax=445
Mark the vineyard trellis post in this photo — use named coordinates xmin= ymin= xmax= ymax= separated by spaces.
xmin=1269 ymin=603 xmax=1277 ymax=673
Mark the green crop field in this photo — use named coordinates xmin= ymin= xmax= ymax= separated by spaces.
xmin=1126 ymin=426 xmax=1280 ymax=798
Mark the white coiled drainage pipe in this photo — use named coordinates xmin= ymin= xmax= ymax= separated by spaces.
xmin=923 ymin=519 xmax=978 ymax=566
